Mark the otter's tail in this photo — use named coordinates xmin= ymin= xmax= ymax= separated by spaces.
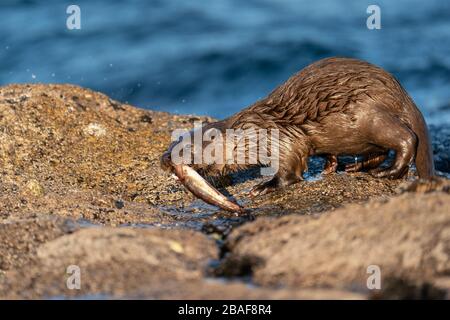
xmin=407 ymin=106 xmax=435 ymax=178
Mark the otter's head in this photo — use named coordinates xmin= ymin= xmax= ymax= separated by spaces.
xmin=160 ymin=121 xmax=245 ymax=213
xmin=161 ymin=121 xmax=230 ymax=175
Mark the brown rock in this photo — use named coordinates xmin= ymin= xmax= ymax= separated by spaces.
xmin=224 ymin=192 xmax=450 ymax=298
xmin=0 ymin=84 xmax=211 ymax=226
xmin=0 ymin=225 xmax=365 ymax=299
xmin=0 ymin=84 xmax=448 ymax=299
xmin=0 ymin=216 xmax=76 ymax=271
xmin=0 ymin=227 xmax=217 ymax=299
xmin=24 ymin=179 xmax=45 ymax=197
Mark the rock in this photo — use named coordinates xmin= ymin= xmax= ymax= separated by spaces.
xmin=243 ymin=172 xmax=400 ymax=217
xmin=0 ymin=226 xmax=363 ymax=299
xmin=0 ymin=216 xmax=76 ymax=271
xmin=0 ymin=84 xmax=446 ymax=225
xmin=1 ymin=227 xmax=366 ymax=299
xmin=0 ymin=84 xmax=448 ymax=299
xmin=82 ymin=123 xmax=107 ymax=137
xmin=0 ymin=84 xmax=210 ymax=225
xmin=223 ymin=192 xmax=450 ymax=298
xmin=122 ymin=280 xmax=365 ymax=300
xmin=0 ymin=227 xmax=217 ymax=299
xmin=24 ymin=179 xmax=45 ymax=197
xmin=397 ymin=176 xmax=450 ymax=193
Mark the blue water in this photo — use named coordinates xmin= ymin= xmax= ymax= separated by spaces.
xmin=1 ymin=0 xmax=449 ymax=124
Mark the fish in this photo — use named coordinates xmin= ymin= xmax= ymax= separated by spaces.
xmin=172 ymin=164 xmax=245 ymax=214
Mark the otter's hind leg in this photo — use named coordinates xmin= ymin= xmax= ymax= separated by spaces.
xmin=323 ymin=155 xmax=338 ymax=174
xmin=345 ymin=153 xmax=388 ymax=173
xmin=365 ymin=111 xmax=417 ymax=179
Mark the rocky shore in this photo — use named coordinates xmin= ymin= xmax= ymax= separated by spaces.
xmin=0 ymin=84 xmax=448 ymax=299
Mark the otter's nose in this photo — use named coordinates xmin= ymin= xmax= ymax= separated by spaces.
xmin=160 ymin=151 xmax=172 ymax=171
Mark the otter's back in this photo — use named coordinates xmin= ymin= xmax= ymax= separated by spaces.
xmin=247 ymin=57 xmax=415 ymax=126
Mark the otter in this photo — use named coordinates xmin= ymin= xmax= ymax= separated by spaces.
xmin=161 ymin=57 xmax=435 ymax=213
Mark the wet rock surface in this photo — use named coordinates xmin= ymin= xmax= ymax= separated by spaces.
xmin=0 ymin=84 xmax=448 ymax=299
xmin=222 ymin=192 xmax=449 ymax=299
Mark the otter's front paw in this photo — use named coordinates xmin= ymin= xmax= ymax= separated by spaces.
xmin=249 ymin=178 xmax=280 ymax=197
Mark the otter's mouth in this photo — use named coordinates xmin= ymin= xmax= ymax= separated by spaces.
xmin=162 ymin=152 xmax=244 ymax=213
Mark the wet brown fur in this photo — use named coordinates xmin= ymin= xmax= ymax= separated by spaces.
xmin=163 ymin=57 xmax=435 ymax=196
